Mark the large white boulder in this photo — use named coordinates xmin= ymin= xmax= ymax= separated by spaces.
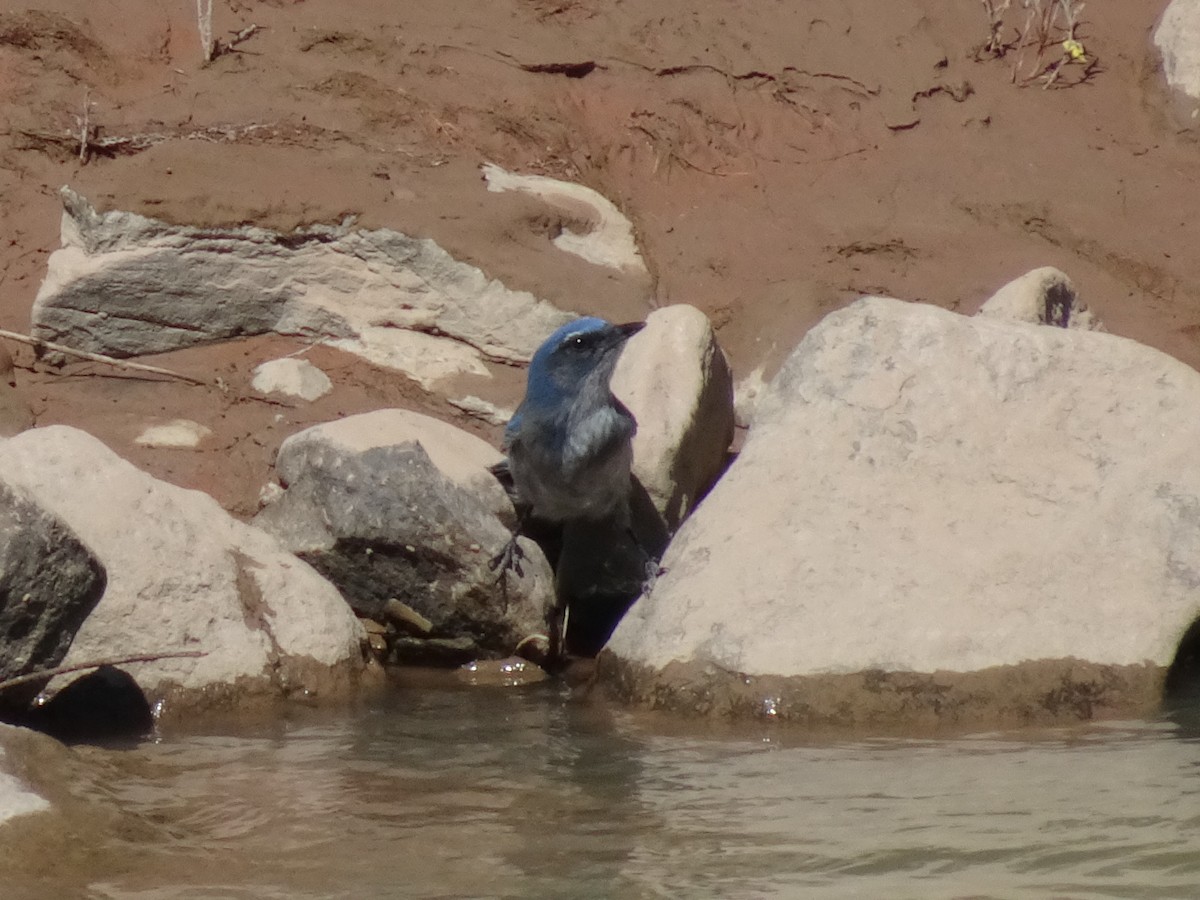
xmin=0 ymin=426 xmax=372 ymax=715
xmin=604 ymin=297 xmax=1200 ymax=723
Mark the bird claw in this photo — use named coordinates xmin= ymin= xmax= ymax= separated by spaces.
xmin=489 ymin=534 xmax=526 ymax=579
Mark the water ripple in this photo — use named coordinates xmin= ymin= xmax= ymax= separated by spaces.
xmin=5 ymin=690 xmax=1200 ymax=899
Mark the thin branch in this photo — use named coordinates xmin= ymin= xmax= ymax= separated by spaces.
xmin=0 ymin=328 xmax=212 ymax=386
xmin=0 ymin=650 xmax=206 ymax=694
xmin=210 ymin=24 xmax=264 ymax=61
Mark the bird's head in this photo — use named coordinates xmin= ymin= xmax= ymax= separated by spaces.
xmin=523 ymin=316 xmax=644 ymax=408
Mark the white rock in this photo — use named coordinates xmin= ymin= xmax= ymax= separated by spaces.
xmin=258 ymin=481 xmax=286 ymax=507
xmin=608 ymin=296 xmax=1200 ymax=678
xmin=134 ymin=419 xmax=212 ymax=448
xmin=275 ymin=409 xmax=511 ymax=522
xmin=733 ymin=365 xmax=769 ymax=429
xmin=976 ymin=266 xmax=1101 ymax=330
xmin=482 ymin=163 xmax=647 ymax=273
xmin=447 ymin=395 xmax=514 ymax=428
xmin=611 ymin=305 xmax=735 ymax=529
xmin=328 ymin=327 xmax=491 ymax=389
xmin=32 ymin=188 xmax=574 ymax=390
xmin=0 ymin=426 xmax=368 ymax=707
xmin=1155 ymin=0 xmax=1200 ymax=122
xmin=251 ymin=357 xmax=333 ymax=401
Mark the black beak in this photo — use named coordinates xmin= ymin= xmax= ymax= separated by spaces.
xmin=615 ymin=321 xmax=645 ymax=341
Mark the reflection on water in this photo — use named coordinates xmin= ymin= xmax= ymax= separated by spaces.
xmin=7 ymin=678 xmax=1200 ymax=900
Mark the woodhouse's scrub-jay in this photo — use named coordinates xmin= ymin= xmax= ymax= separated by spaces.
xmin=503 ymin=317 xmax=644 ymax=526
xmin=493 ymin=317 xmax=646 ymax=657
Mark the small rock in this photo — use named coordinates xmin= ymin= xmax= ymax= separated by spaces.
xmin=258 ymin=481 xmax=285 ymax=508
xmin=384 ymin=598 xmax=433 ymax=635
xmin=366 ymin=631 xmax=389 ymax=656
xmin=482 ymin=163 xmax=648 ymax=274
xmin=134 ymin=419 xmax=212 ymax=448
xmin=975 ymin=266 xmax=1101 ymax=330
xmin=251 ymin=357 xmax=333 ymax=401
xmin=456 ymin=656 xmax=549 ymax=687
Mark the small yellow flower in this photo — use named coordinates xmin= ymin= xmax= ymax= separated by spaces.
xmin=1062 ymin=39 xmax=1087 ymax=62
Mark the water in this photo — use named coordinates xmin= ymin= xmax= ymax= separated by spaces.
xmin=7 ymin=677 xmax=1200 ymax=899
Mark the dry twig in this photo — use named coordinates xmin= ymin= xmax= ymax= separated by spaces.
xmin=979 ymin=0 xmax=1013 ymax=56
xmin=212 ymin=24 xmax=263 ymax=59
xmin=976 ymin=0 xmax=1093 ymax=87
xmin=0 ymin=650 xmax=206 ymax=694
xmin=0 ymin=328 xmax=212 ymax=386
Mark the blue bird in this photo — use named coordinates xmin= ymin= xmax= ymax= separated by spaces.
xmin=503 ymin=316 xmax=645 ymax=528
xmin=487 ymin=316 xmax=643 ymax=585
xmin=491 ymin=317 xmax=646 ymax=660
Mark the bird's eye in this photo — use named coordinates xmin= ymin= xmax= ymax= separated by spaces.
xmin=572 ymin=336 xmax=585 ymax=347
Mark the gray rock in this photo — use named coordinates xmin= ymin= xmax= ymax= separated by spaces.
xmin=611 ymin=305 xmax=735 ymax=530
xmin=256 ymin=420 xmax=552 ymax=663
xmin=33 ymin=188 xmax=574 ymax=388
xmin=603 ymin=297 xmax=1200 ymax=725
xmin=976 ymin=266 xmax=1101 ymax=330
xmin=273 ymin=408 xmax=515 ymax=525
xmin=0 ymin=426 xmax=371 ymax=716
xmin=0 ymin=482 xmax=105 ymax=713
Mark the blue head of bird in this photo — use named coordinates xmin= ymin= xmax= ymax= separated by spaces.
xmin=522 ymin=317 xmax=644 ymax=409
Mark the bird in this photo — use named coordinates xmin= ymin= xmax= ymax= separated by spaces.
xmin=503 ymin=316 xmax=644 ymax=527
xmin=491 ymin=316 xmax=646 ymax=657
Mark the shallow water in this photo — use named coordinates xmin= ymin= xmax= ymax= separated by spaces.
xmin=8 ymin=679 xmax=1200 ymax=900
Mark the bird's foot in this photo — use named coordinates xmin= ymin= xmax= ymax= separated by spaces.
xmin=488 ymin=533 xmax=526 ymax=579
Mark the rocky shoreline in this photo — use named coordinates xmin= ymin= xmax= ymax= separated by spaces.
xmin=6 ymin=0 xmax=1200 ymax=751
xmin=4 ymin=196 xmax=1198 ymax=742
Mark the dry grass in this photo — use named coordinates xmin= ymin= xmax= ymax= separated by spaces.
xmin=975 ymin=0 xmax=1096 ymax=88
